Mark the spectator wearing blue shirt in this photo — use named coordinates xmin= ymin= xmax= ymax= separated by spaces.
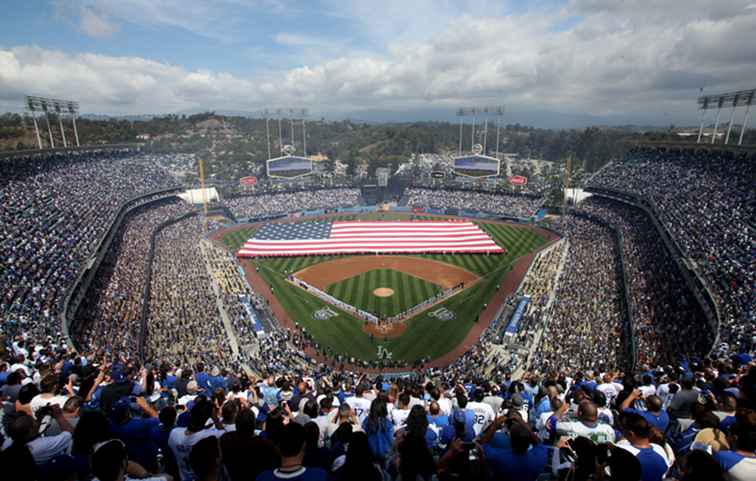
xmin=362 ymin=397 xmax=394 ymax=462
xmin=256 ymin=423 xmax=328 ymax=481
xmin=440 ymin=409 xmax=476 ymax=445
xmin=620 ymin=389 xmax=670 ymax=432
xmin=427 ymin=401 xmax=449 ymax=431
xmin=109 ymin=396 xmax=160 ymax=471
xmin=673 ymin=409 xmax=722 ymax=457
xmin=714 ymin=410 xmax=756 ymax=481
xmin=712 ymin=394 xmax=738 ymax=432
xmin=194 ymin=363 xmax=212 ymax=393
xmin=618 ymin=412 xmax=672 ymax=481
xmin=480 ymin=413 xmax=547 ymax=481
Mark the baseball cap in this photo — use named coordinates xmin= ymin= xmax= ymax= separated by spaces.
xmin=111 ymin=364 xmax=127 ymax=383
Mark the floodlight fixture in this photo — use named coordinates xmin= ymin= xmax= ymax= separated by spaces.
xmin=456 ymin=105 xmax=506 ymax=155
xmin=24 ymin=95 xmax=81 ymax=149
xmin=264 ymin=107 xmax=311 ymax=160
xmin=696 ymin=88 xmax=755 ymax=145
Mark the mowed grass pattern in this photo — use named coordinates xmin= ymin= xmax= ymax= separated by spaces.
xmin=326 ymin=269 xmax=442 ymax=318
xmin=222 ymin=227 xmax=256 ymax=252
xmin=221 ymin=216 xmax=548 ymax=363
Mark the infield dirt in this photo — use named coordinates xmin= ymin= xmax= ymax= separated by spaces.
xmin=293 ymin=255 xmax=479 ymax=290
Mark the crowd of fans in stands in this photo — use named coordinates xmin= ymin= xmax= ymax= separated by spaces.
xmin=579 ymin=198 xmax=713 ymax=367
xmin=1 ymin=333 xmax=754 ymax=481
xmin=73 ymin=199 xmax=193 ymax=358
xmin=588 ymin=148 xmax=755 ymax=355
xmin=1 ymin=146 xmax=755 ymax=481
xmin=534 ymin=215 xmax=626 ymax=371
xmin=405 ymin=188 xmax=543 ymax=218
xmin=1 ymin=150 xmax=177 ymax=346
xmin=225 ymin=189 xmax=361 ymax=219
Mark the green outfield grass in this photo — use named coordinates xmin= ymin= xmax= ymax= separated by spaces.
xmin=325 ymin=269 xmax=442 ymax=318
xmin=221 ymin=214 xmax=548 ymax=363
xmin=222 ymin=227 xmax=256 ymax=252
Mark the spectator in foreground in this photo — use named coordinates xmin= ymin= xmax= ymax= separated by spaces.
xmin=617 ymin=412 xmax=672 ymax=481
xmin=189 ymin=437 xmax=222 ymax=481
xmin=221 ymin=408 xmax=280 ymax=481
xmin=91 ymin=438 xmax=171 ymax=481
xmin=332 ymin=431 xmax=386 ymax=481
xmin=714 ymin=410 xmax=756 ymax=481
xmin=256 ymin=422 xmax=328 ymax=481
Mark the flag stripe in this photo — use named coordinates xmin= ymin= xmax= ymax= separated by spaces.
xmin=237 ymin=220 xmax=504 ymax=257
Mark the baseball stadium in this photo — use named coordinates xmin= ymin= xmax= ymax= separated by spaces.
xmin=1 ymin=3 xmax=756 ymax=480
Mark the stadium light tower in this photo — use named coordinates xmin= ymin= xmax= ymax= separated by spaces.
xmin=457 ymin=105 xmax=506 ymax=155
xmin=697 ymin=88 xmax=755 ymax=145
xmin=24 ymin=95 xmax=80 ymax=149
xmin=265 ymin=108 xmax=309 ymax=158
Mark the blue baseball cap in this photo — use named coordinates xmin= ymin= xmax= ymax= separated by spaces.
xmin=111 ymin=364 xmax=128 ymax=383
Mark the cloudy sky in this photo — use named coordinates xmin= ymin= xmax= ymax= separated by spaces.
xmin=0 ymin=0 xmax=754 ymax=125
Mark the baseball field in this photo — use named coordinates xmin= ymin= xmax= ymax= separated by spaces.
xmin=219 ymin=213 xmax=549 ymax=365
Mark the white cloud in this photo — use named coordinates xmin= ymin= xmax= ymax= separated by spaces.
xmin=3 ymin=0 xmax=755 ymax=123
xmin=78 ymin=6 xmax=119 ymax=38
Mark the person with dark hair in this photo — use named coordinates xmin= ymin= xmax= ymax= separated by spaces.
xmin=0 ymin=411 xmax=41 ymax=481
xmin=467 ymin=389 xmax=495 ymax=435
xmin=220 ymin=408 xmax=280 ymax=481
xmin=221 ymin=399 xmax=240 ymax=432
xmin=345 ymin=382 xmax=373 ymax=424
xmin=617 ymin=412 xmax=672 ymax=481
xmin=549 ymin=400 xmax=615 ymax=444
xmin=391 ymin=392 xmax=412 ymax=430
xmin=621 ymin=389 xmax=670 ymax=432
xmin=90 ymin=438 xmax=171 ymax=481
xmin=30 ymin=372 xmax=70 ymax=417
xmin=392 ymin=429 xmax=437 ymax=481
xmin=302 ymin=421 xmax=330 ymax=469
xmin=0 ymin=370 xmax=23 ymax=402
xmin=110 ymin=395 xmax=161 ymax=472
xmin=669 ymin=374 xmax=700 ymax=419
xmin=680 ymin=449 xmax=725 ymax=481
xmin=168 ymin=396 xmax=226 ymax=481
xmin=714 ymin=409 xmax=756 ymax=481
xmin=481 ymin=415 xmax=547 ymax=481
xmin=151 ymin=406 xmax=179 ymax=481
xmin=332 ymin=431 xmax=385 ymax=481
xmin=264 ymin=407 xmax=287 ymax=446
xmin=15 ymin=382 xmax=40 ymax=416
xmin=399 ymin=405 xmax=437 ymax=451
xmin=256 ymin=422 xmax=328 ymax=481
xmin=189 ymin=436 xmax=221 ymax=481
xmin=363 ymin=396 xmax=394 ymax=463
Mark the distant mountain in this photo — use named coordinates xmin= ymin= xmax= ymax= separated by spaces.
xmin=77 ymin=108 xmax=696 ymax=129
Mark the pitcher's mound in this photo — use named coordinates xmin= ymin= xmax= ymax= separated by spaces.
xmin=373 ymin=287 xmax=395 ymax=298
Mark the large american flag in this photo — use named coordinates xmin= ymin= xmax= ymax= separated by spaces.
xmin=237 ymin=220 xmax=503 ymax=257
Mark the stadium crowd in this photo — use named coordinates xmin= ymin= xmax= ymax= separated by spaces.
xmin=579 ymin=197 xmax=713 ymax=367
xmin=73 ymin=198 xmax=193 ymax=358
xmin=1 ymin=147 xmax=754 ymax=481
xmin=587 ymin=148 xmax=755 ymax=354
xmin=534 ymin=215 xmax=626 ymax=371
xmin=2 ymin=328 xmax=755 ymax=481
xmin=1 ymin=149 xmax=178 ymax=346
xmin=404 ymin=188 xmax=543 ymax=218
xmin=225 ymin=189 xmax=361 ymax=219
